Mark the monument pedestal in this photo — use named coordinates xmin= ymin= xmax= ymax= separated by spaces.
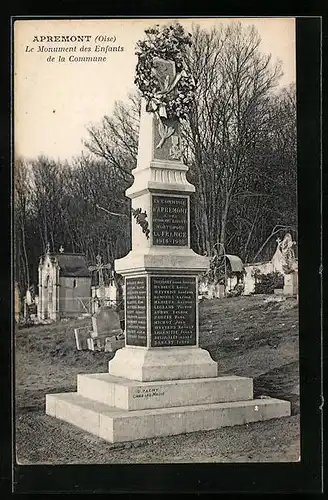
xmin=45 ymin=97 xmax=291 ymax=444
xmin=46 ymin=373 xmax=290 ymax=443
xmin=108 ymin=346 xmax=218 ymax=381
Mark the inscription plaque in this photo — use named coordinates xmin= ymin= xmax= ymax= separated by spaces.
xmin=150 ymin=276 xmax=196 ymax=347
xmin=152 ymin=195 xmax=188 ymax=246
xmin=125 ymin=277 xmax=147 ymax=346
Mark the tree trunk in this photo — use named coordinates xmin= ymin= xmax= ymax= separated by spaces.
xmin=219 ymin=195 xmax=230 ymax=254
xmin=21 ymin=224 xmax=30 ymax=288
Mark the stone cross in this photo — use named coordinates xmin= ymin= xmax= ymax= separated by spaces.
xmin=88 ymin=254 xmax=112 ymax=305
xmin=59 ymin=245 xmax=64 ymax=253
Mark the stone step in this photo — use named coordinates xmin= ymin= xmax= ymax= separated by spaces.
xmin=46 ymin=392 xmax=291 ymax=443
xmin=77 ymin=373 xmax=254 ymax=410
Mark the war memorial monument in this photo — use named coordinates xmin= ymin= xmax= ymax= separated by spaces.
xmin=46 ymin=24 xmax=290 ymax=444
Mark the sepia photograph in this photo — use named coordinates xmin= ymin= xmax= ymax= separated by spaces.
xmin=13 ymin=17 xmax=300 ymax=466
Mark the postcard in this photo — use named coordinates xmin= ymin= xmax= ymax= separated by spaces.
xmin=13 ymin=15 xmax=310 ymax=492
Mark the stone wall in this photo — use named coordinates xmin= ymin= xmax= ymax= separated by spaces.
xmin=59 ymin=276 xmax=91 ymax=318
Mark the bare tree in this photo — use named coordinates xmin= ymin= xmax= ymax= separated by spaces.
xmin=184 ymin=22 xmax=283 ymax=260
xmin=84 ymin=93 xmax=140 ymax=183
xmin=29 ymin=156 xmax=68 ymax=252
xmin=14 ymin=158 xmax=32 ymax=294
xmin=66 ymin=154 xmax=131 ymax=263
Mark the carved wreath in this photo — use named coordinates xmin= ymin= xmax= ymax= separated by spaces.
xmin=132 ymin=208 xmax=150 ymax=239
xmin=134 ymin=23 xmax=195 ymax=121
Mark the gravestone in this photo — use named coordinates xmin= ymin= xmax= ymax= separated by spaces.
xmin=46 ymin=23 xmax=291 ymax=443
xmin=74 ymin=307 xmax=124 ymax=352
xmin=74 ymin=326 xmax=90 ymax=350
xmin=283 ymin=270 xmax=299 ymax=296
xmin=90 ymin=305 xmax=124 ymax=351
xmin=278 ymin=233 xmax=298 ymax=297
xmin=104 ymin=336 xmax=125 ymax=353
xmin=89 ymin=254 xmax=112 ymax=307
xmin=91 ymin=305 xmax=122 ymax=338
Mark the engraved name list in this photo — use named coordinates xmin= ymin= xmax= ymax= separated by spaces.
xmin=150 ymin=276 xmax=196 ymax=347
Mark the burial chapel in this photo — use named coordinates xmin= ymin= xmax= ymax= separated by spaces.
xmin=37 ymin=245 xmax=91 ymax=321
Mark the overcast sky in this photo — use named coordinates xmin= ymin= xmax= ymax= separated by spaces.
xmin=14 ymin=17 xmax=296 ymax=162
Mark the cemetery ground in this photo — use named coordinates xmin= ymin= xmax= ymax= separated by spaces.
xmin=15 ymin=295 xmax=300 ymax=464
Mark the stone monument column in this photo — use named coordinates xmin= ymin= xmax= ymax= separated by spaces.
xmin=109 ymin=94 xmax=217 ymax=381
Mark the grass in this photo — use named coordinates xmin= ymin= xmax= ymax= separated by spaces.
xmin=198 ymin=295 xmax=299 ymax=413
xmin=15 ymin=317 xmax=112 ymax=412
xmin=14 ymin=294 xmax=300 ymax=463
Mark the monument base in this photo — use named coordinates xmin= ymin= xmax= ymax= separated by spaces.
xmin=45 ymin=372 xmax=291 ymax=444
xmin=108 ymin=346 xmax=218 ymax=381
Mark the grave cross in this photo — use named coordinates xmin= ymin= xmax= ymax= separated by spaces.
xmin=88 ymin=254 xmax=112 ymax=305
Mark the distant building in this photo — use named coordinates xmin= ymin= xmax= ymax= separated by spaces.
xmin=37 ymin=247 xmax=91 ymax=321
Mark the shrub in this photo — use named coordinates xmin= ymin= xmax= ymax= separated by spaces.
xmin=227 ymin=283 xmax=245 ymax=297
xmin=254 ymin=271 xmax=284 ymax=294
